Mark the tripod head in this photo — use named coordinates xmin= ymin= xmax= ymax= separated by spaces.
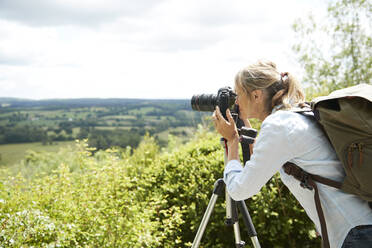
xmin=229 ymin=105 xmax=257 ymax=163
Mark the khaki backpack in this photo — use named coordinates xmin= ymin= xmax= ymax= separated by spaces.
xmin=283 ymin=83 xmax=372 ymax=248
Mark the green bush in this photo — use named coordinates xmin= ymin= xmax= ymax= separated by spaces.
xmin=0 ymin=129 xmax=320 ymax=247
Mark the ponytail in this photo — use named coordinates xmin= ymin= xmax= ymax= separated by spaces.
xmin=269 ymin=72 xmax=305 ymax=110
xmin=235 ymin=60 xmax=305 ymax=114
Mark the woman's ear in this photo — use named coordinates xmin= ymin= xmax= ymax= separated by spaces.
xmin=252 ymin=89 xmax=263 ymax=102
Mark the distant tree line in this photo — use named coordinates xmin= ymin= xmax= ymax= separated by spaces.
xmin=85 ymin=128 xmax=144 ymax=150
xmin=0 ymin=98 xmax=190 ymax=110
xmin=0 ymin=125 xmax=74 ymax=145
xmin=0 ymin=126 xmax=46 ymax=144
xmin=0 ymin=98 xmax=207 ymax=149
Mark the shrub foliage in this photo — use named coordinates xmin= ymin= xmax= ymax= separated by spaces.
xmin=0 ymin=129 xmax=320 ymax=247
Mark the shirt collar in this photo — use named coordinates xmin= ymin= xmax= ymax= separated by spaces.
xmin=271 ymin=104 xmax=284 ymax=114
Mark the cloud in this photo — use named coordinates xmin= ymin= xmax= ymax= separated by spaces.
xmin=0 ymin=0 xmax=327 ymax=99
xmin=0 ymin=0 xmax=162 ymax=27
xmin=106 ymin=1 xmax=262 ymax=53
xmin=0 ymin=52 xmax=32 ymax=66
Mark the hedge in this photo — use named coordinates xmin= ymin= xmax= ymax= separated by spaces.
xmin=0 ymin=129 xmax=320 ymax=247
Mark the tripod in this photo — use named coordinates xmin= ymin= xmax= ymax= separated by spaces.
xmin=191 ymin=132 xmax=261 ymax=248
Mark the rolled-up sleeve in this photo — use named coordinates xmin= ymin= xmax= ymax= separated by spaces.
xmin=223 ymin=113 xmax=297 ymax=201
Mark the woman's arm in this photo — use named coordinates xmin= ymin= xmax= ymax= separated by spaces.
xmin=223 ymin=115 xmax=295 ymax=201
xmin=213 ymin=107 xmax=296 ymax=201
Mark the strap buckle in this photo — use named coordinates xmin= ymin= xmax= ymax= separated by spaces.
xmin=300 ymin=173 xmax=313 ymax=190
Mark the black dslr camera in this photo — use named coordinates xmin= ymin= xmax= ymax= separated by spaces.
xmin=191 ymin=86 xmax=257 ymax=149
xmin=191 ymin=86 xmax=236 ymax=120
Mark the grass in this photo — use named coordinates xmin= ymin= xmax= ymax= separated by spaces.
xmin=156 ymin=126 xmax=195 ymax=144
xmin=95 ymin=126 xmax=131 ymax=131
xmin=128 ymin=107 xmax=156 ymax=115
xmin=72 ymin=127 xmax=80 ymax=136
xmin=102 ymin=115 xmax=136 ymax=120
xmin=0 ymin=141 xmax=75 ymax=167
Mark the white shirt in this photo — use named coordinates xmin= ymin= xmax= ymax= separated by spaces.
xmin=224 ymin=110 xmax=372 ymax=248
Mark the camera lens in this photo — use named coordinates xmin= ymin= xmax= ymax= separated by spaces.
xmin=191 ymin=94 xmax=217 ymax=112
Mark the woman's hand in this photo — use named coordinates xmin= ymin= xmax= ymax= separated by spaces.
xmin=213 ymin=106 xmax=239 ymax=143
xmin=213 ymin=106 xmax=240 ymax=161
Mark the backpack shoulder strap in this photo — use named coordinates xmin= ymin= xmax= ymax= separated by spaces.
xmin=283 ymin=162 xmax=342 ymax=189
xmin=289 ymin=103 xmax=322 ymax=124
xmin=283 ymin=162 xmax=343 ymax=248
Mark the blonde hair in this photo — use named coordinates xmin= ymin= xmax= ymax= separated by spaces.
xmin=235 ymin=60 xmax=305 ymax=113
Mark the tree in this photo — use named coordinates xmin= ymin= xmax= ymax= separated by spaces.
xmin=292 ymin=0 xmax=372 ymax=97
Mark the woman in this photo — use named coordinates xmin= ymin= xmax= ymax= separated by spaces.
xmin=212 ymin=60 xmax=372 ymax=248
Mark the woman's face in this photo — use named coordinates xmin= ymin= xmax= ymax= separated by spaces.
xmin=234 ymin=84 xmax=266 ymax=121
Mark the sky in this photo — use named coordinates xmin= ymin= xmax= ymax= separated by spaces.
xmin=0 ymin=0 xmax=326 ymax=100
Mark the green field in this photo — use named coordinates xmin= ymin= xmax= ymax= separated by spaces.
xmin=0 ymin=141 xmax=75 ymax=167
xmin=0 ymin=98 xmax=208 ymax=168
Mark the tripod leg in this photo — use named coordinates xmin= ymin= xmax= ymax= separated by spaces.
xmin=233 ymin=223 xmax=245 ymax=248
xmin=192 ymin=137 xmax=260 ymax=247
xmin=237 ymin=201 xmax=261 ymax=248
xmin=192 ymin=179 xmax=224 ymax=248
xmin=226 ymin=193 xmax=246 ymax=248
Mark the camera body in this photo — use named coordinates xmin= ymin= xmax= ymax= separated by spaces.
xmin=191 ymin=86 xmax=257 ymax=161
xmin=191 ymin=87 xmax=237 ymax=120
